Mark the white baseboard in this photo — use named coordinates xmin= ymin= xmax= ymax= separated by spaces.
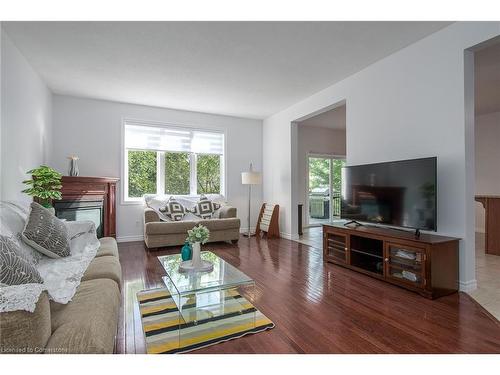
xmin=116 ymin=235 xmax=144 ymax=243
xmin=459 ymin=279 xmax=477 ymax=292
xmin=120 ymin=228 xmax=254 ymax=241
xmin=238 ymin=228 xmax=299 ymax=241
xmin=239 ymin=227 xmax=298 ymax=240
xmin=280 ymin=232 xmax=299 ymax=240
xmin=239 ymin=227 xmax=256 ymax=234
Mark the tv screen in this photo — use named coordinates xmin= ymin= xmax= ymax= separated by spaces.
xmin=341 ymin=157 xmax=437 ymax=231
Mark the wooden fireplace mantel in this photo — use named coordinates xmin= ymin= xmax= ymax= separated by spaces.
xmin=60 ymin=176 xmax=119 ymax=238
xmin=475 ymin=195 xmax=500 ymax=255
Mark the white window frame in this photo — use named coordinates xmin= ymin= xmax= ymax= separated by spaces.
xmin=121 ymin=119 xmax=226 ymax=204
xmin=189 ymin=153 xmax=197 ymax=195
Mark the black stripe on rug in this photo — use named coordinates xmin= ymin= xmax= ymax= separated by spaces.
xmin=142 ymin=306 xmax=179 ymax=318
xmin=138 ymin=295 xmax=171 ymax=304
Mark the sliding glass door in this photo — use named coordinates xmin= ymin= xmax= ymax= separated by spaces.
xmin=307 ymin=155 xmax=345 ymax=226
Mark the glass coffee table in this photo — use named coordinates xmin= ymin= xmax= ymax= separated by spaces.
xmin=158 ymin=251 xmax=256 ymax=345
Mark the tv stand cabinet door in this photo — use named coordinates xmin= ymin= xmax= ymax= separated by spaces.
xmin=384 ymin=242 xmax=427 ymax=290
xmin=323 ymin=229 xmax=348 ymax=265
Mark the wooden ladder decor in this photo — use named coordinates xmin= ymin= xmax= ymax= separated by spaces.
xmin=255 ymin=203 xmax=280 ymax=238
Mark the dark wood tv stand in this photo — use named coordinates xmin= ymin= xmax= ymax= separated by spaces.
xmin=323 ymin=223 xmax=459 ymax=299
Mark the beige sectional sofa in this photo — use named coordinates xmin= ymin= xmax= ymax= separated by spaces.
xmin=144 ymin=205 xmax=240 ymax=248
xmin=0 ymin=237 xmax=121 ymax=354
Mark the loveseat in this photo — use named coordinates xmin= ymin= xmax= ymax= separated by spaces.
xmin=144 ymin=206 xmax=240 ymax=248
xmin=143 ymin=194 xmax=240 ymax=248
xmin=0 ymin=237 xmax=121 ymax=354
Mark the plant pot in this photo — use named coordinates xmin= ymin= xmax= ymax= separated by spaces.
xmin=40 ymin=203 xmax=55 ymax=215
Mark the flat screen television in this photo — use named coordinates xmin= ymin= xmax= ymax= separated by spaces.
xmin=341 ymin=157 xmax=437 ymax=231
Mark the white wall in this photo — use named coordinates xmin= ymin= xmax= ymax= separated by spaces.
xmin=263 ymin=22 xmax=500 ymax=291
xmin=475 ymin=111 xmax=500 ymax=233
xmin=50 ymin=95 xmax=263 ymax=241
xmin=297 ymin=126 xmax=346 ymax=228
xmin=1 ymin=30 xmax=52 ymax=202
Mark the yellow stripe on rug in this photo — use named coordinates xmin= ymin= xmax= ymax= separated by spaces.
xmin=137 ymin=290 xmax=170 ymax=303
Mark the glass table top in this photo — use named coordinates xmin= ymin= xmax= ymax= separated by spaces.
xmin=158 ymin=251 xmax=254 ymax=296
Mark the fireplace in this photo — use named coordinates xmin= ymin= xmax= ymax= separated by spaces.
xmin=55 ymin=200 xmax=104 ymax=238
xmin=54 ymin=176 xmax=119 ymax=238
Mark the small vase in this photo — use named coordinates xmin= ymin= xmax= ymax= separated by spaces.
xmin=68 ymin=158 xmax=79 ymax=176
xmin=191 ymin=242 xmax=202 ymax=269
xmin=181 ymin=241 xmax=192 ymax=261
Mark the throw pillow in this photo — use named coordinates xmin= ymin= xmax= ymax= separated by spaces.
xmin=22 ymin=202 xmax=71 ymax=258
xmin=190 ymin=194 xmax=221 ymax=219
xmin=0 ymin=236 xmax=43 ymax=286
xmin=145 ymin=195 xmax=173 ymax=222
xmin=159 ymin=197 xmax=187 ymax=221
xmin=0 ymin=201 xmax=43 ymax=265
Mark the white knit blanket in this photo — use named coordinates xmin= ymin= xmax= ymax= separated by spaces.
xmin=37 ymin=220 xmax=100 ymax=304
xmin=0 ymin=220 xmax=100 ymax=312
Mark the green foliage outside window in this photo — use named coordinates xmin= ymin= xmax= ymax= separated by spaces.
xmin=127 ymin=150 xmax=221 ymax=197
xmin=128 ymin=150 xmax=157 ymax=197
xmin=309 ymin=157 xmax=330 ymax=191
xmin=331 ymin=159 xmax=345 ymax=193
xmin=197 ymin=154 xmax=221 ymax=194
xmin=165 ymin=152 xmax=190 ymax=195
xmin=308 ymin=157 xmax=345 ymax=193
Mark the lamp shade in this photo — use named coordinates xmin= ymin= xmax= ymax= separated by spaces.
xmin=241 ymin=171 xmax=262 ymax=185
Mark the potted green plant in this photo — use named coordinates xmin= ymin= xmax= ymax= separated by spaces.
xmin=22 ymin=165 xmax=63 ymax=209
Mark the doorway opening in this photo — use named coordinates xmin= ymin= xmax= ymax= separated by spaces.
xmin=307 ymin=155 xmax=345 ymax=226
xmin=469 ymin=38 xmax=500 ymax=320
xmin=291 ymin=101 xmax=347 ymax=249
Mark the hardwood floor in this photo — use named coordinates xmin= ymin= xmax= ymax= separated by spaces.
xmin=116 ymin=236 xmax=500 ymax=354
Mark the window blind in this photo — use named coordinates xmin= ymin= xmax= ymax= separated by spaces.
xmin=124 ymin=122 xmax=224 ymax=155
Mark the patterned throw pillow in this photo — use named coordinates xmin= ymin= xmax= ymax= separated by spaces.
xmin=0 ymin=201 xmax=43 ymax=265
xmin=0 ymin=236 xmax=43 ymax=286
xmin=22 ymin=202 xmax=71 ymax=258
xmin=190 ymin=194 xmax=221 ymax=219
xmin=159 ymin=197 xmax=187 ymax=221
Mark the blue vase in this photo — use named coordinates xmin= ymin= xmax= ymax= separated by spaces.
xmin=181 ymin=242 xmax=192 ymax=261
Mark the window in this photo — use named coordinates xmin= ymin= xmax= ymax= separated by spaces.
xmin=127 ymin=150 xmax=157 ymax=198
xmin=165 ymin=152 xmax=190 ymax=195
xmin=197 ymin=154 xmax=221 ymax=194
xmin=123 ymin=121 xmax=224 ymax=202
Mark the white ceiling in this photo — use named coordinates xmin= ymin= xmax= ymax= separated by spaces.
xmin=3 ymin=21 xmax=451 ymax=119
xmin=475 ymin=41 xmax=500 ymax=116
xmin=298 ymin=105 xmax=346 ymax=130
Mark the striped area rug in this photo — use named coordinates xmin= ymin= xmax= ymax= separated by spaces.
xmin=137 ymin=288 xmax=275 ymax=354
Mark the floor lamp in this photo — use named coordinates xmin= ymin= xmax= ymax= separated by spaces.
xmin=241 ymin=163 xmax=262 ymax=237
